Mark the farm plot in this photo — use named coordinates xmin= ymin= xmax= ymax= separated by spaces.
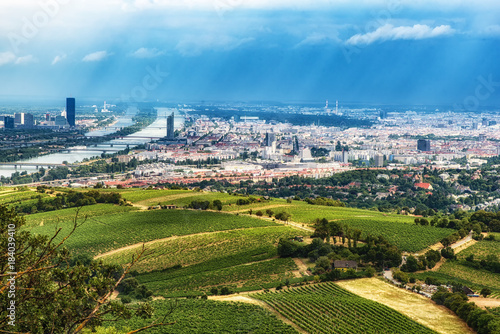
xmin=0 ymin=189 xmax=44 ymax=206
xmin=98 ymin=226 xmax=301 ymax=295
xmin=23 ymin=203 xmax=138 ymax=228
xmin=109 ymin=299 xmax=298 ymax=334
xmin=253 ymin=282 xmax=437 ymax=334
xmin=337 ymin=278 xmax=474 ymax=334
xmin=277 ymin=204 xmax=453 ymax=252
xmin=138 ymin=257 xmax=298 ymax=296
xmin=100 ymin=226 xmax=298 ymax=272
xmin=220 ymin=199 xmax=452 ymax=252
xmin=146 ymin=192 xmax=242 ymax=208
xmin=284 ymin=202 xmax=416 ymax=224
xmin=118 ymin=189 xmax=193 ymax=204
xmin=28 ymin=209 xmax=281 ymax=256
xmin=418 ymin=234 xmax=500 ymax=298
xmin=436 ymin=261 xmax=500 ymax=298
xmin=457 ymin=233 xmax=500 ymax=262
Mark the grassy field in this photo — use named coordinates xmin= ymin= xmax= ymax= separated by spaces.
xmin=253 ymin=281 xmax=439 ymax=334
xmin=23 ymin=203 xmax=138 ymax=228
xmin=109 ymin=299 xmax=298 ymax=333
xmin=457 ymin=233 xmax=500 ymax=261
xmin=0 ymin=188 xmax=46 ymax=207
xmin=409 ymin=235 xmax=500 ymax=298
xmin=28 ymin=209 xmax=282 ymax=256
xmin=118 ymin=189 xmax=192 ymax=204
xmin=115 ymin=189 xmax=454 ymax=252
xmin=435 ymin=261 xmax=500 ymax=298
xmin=138 ymin=257 xmax=298 ymax=296
xmin=100 ymin=226 xmax=298 ymax=272
xmin=136 ymin=192 xmax=246 ymax=208
xmin=411 ymin=266 xmax=500 ymax=299
xmin=337 ymin=278 xmax=474 ymax=334
xmin=99 ymin=226 xmax=301 ymax=295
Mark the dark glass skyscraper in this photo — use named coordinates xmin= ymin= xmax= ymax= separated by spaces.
xmin=417 ymin=139 xmax=431 ymax=151
xmin=167 ymin=112 xmax=175 ymax=139
xmin=66 ymin=97 xmax=75 ymax=127
xmin=264 ymin=132 xmax=276 ymax=147
xmin=4 ymin=116 xmax=15 ymax=129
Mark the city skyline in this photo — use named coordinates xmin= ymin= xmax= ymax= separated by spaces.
xmin=0 ymin=1 xmax=498 ymax=106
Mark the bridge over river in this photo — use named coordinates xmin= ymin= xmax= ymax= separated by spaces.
xmin=0 ymin=162 xmax=78 ymax=169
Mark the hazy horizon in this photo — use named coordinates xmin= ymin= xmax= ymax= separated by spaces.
xmin=1 ymin=1 xmax=499 ymax=107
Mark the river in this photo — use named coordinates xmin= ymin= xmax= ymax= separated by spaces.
xmin=0 ymin=107 xmax=184 ymax=178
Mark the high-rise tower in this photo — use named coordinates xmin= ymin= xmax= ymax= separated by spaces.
xmin=293 ymin=136 xmax=300 ymax=153
xmin=167 ymin=112 xmax=175 ymax=139
xmin=417 ymin=139 xmax=431 ymax=152
xmin=66 ymin=97 xmax=75 ymax=127
xmin=264 ymin=132 xmax=276 ymax=147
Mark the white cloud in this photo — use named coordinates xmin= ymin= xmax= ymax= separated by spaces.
xmin=15 ymin=55 xmax=37 ymax=65
xmin=295 ymin=32 xmax=342 ymax=48
xmin=0 ymin=52 xmax=37 ymax=66
xmin=176 ymin=35 xmax=254 ymax=56
xmin=52 ymin=54 xmax=67 ymax=65
xmin=82 ymin=50 xmax=110 ymax=62
xmin=131 ymin=47 xmax=164 ymax=58
xmin=346 ymin=24 xmax=455 ymax=45
xmin=0 ymin=52 xmax=16 ymax=66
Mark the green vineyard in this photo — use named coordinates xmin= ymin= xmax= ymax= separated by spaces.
xmin=106 ymin=299 xmax=299 ymax=334
xmin=253 ymin=282 xmax=437 ymax=334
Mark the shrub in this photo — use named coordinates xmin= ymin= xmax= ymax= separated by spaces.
xmin=120 ymin=296 xmax=132 ymax=304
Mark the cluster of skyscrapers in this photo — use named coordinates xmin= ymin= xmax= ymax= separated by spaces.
xmin=1 ymin=97 xmax=75 ymax=130
xmin=0 ymin=113 xmax=35 ymax=129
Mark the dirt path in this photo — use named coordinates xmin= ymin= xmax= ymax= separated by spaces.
xmin=130 ymin=202 xmax=149 ymax=210
xmin=418 ymin=231 xmax=479 ymax=257
xmin=423 ymin=234 xmax=479 ymax=272
xmin=0 ymin=190 xmax=15 ymax=195
xmin=209 ymin=294 xmax=307 ymax=334
xmin=231 ymin=204 xmax=291 ymax=213
xmin=254 ymin=215 xmax=314 ymax=233
xmin=292 ymin=258 xmax=311 ymax=277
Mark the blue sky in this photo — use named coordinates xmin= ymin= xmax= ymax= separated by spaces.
xmin=1 ymin=0 xmax=499 ymax=106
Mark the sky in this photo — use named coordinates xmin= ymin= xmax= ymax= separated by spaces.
xmin=0 ymin=0 xmax=500 ymax=107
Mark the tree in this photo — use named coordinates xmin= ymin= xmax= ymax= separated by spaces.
xmin=277 ymin=238 xmax=300 ymax=257
xmin=211 ymin=200 xmax=223 ymax=211
xmin=312 ymin=218 xmax=330 ymax=241
xmin=364 ymin=266 xmax=376 ymax=278
xmin=480 ymin=287 xmax=492 ymax=298
xmin=275 ymin=212 xmax=291 ymax=222
xmin=425 ymin=249 xmax=441 ymax=268
xmin=0 ymin=205 xmax=173 ymax=333
xmin=403 ymin=255 xmax=419 ymax=272
xmin=315 ymin=256 xmax=331 ymax=271
xmin=441 ymin=247 xmax=455 ymax=259
xmin=351 ymin=229 xmax=362 ymax=248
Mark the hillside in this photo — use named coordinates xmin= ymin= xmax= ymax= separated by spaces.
xmin=6 ymin=186 xmax=480 ymax=333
